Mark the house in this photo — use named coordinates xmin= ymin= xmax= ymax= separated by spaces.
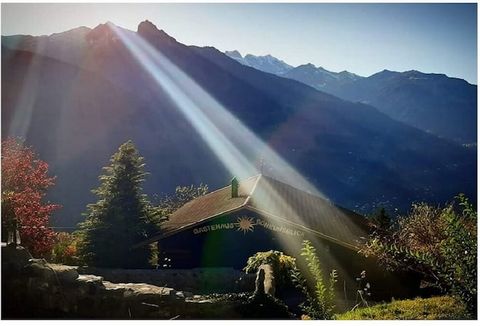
xmin=138 ymin=174 xmax=420 ymax=300
xmin=139 ymin=175 xmax=419 ymax=300
xmin=141 ymin=174 xmax=370 ymax=265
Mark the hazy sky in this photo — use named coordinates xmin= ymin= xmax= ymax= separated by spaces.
xmin=1 ymin=3 xmax=477 ymax=83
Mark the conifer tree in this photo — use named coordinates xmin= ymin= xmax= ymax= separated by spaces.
xmin=370 ymin=207 xmax=391 ymax=230
xmin=76 ymin=141 xmax=159 ymax=268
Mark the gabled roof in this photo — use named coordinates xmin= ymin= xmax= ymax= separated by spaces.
xmin=160 ymin=175 xmax=260 ymax=236
xmin=141 ymin=175 xmax=370 ymax=250
xmin=246 ymin=175 xmax=369 ymax=249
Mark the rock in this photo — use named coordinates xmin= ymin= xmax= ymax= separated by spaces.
xmin=175 ymin=291 xmax=185 ymax=299
xmin=48 ymin=264 xmax=79 ymax=284
xmin=103 ymin=281 xmax=127 ymax=296
xmin=260 ymin=264 xmax=276 ymax=297
xmin=174 ymin=291 xmax=193 ymax=299
xmin=24 ymin=260 xmax=55 ymax=281
xmin=1 ymin=245 xmax=33 ymax=272
xmin=76 ymin=274 xmax=105 ymax=296
xmin=254 ymin=268 xmax=266 ymax=297
xmin=120 ymin=283 xmax=176 ymax=303
xmin=183 ymin=291 xmax=194 ymax=298
xmin=252 ymin=264 xmax=276 ymax=298
xmin=77 ymin=274 xmax=104 ymax=283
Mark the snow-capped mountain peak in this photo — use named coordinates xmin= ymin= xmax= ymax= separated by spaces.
xmin=225 ymin=50 xmax=293 ymax=75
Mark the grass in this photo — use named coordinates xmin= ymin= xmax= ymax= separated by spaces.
xmin=336 ymin=296 xmax=471 ymax=320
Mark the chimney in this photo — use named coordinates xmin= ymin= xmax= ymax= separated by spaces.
xmin=231 ymin=177 xmax=239 ymax=198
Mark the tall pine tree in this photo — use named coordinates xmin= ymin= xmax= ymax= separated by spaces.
xmin=76 ymin=141 xmax=159 ymax=268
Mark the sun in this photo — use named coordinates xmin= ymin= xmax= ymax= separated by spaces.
xmin=236 ymin=217 xmax=255 ymax=234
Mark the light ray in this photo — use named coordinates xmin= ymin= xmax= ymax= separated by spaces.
xmin=7 ymin=39 xmax=49 ymax=139
xmin=114 ymin=26 xmax=323 ymax=194
xmin=113 ymin=27 xmax=257 ymax=180
xmin=112 ymin=25 xmax=367 ymax=287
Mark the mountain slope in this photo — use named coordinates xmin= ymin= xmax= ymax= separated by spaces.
xmin=2 ymin=46 xmax=229 ymax=225
xmin=331 ymin=70 xmax=477 ymax=144
xmin=2 ymin=21 xmax=476 ymax=226
xmin=225 ymin=51 xmax=476 ymax=144
xmin=2 ymin=26 xmax=92 ymax=66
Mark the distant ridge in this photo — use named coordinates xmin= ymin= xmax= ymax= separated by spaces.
xmin=225 ymin=50 xmax=477 ymax=144
xmin=225 ymin=50 xmax=293 ymax=75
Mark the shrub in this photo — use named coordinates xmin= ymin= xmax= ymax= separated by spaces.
xmin=244 ymin=250 xmax=297 ymax=288
xmin=336 ymin=296 xmax=471 ymax=320
xmin=50 ymin=232 xmax=80 ymax=265
xmin=291 ymin=240 xmax=337 ymax=320
xmin=361 ymin=195 xmax=477 ymax=313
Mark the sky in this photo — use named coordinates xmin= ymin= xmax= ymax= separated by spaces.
xmin=1 ymin=2 xmax=478 ymax=83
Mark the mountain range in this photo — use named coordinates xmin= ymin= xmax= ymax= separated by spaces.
xmin=224 ymin=50 xmax=293 ymax=75
xmin=2 ymin=21 xmax=476 ymax=227
xmin=226 ymin=51 xmax=362 ymax=93
xmin=226 ymin=51 xmax=477 ymax=144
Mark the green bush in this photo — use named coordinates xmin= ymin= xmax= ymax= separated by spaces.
xmin=244 ymin=250 xmax=297 ymax=288
xmin=336 ymin=296 xmax=471 ymax=320
xmin=50 ymin=232 xmax=80 ymax=265
xmin=361 ymin=195 xmax=477 ymax=313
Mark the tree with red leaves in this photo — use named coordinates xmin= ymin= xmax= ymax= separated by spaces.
xmin=1 ymin=138 xmax=60 ymax=257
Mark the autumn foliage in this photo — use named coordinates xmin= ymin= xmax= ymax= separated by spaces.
xmin=50 ymin=232 xmax=79 ymax=265
xmin=1 ymin=138 xmax=60 ymax=257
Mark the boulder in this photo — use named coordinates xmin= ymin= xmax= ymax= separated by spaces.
xmin=76 ymin=274 xmax=105 ymax=296
xmin=1 ymin=245 xmax=33 ymax=272
xmin=252 ymin=264 xmax=276 ymax=298
xmin=120 ymin=282 xmax=176 ymax=304
xmin=48 ymin=264 xmax=80 ymax=284
xmin=24 ymin=259 xmax=55 ymax=281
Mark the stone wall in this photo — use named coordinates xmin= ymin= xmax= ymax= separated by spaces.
xmin=1 ymin=246 xmax=292 ymax=319
xmin=78 ymin=266 xmax=256 ymax=294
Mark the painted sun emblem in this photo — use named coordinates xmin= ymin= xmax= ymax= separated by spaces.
xmin=236 ymin=217 xmax=255 ymax=234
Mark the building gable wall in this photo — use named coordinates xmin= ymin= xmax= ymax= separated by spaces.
xmin=157 ymin=208 xmax=420 ymax=301
xmin=159 ymin=208 xmax=308 ymax=269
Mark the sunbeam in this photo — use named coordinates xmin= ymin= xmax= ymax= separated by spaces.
xmin=6 ymin=40 xmax=48 ymax=139
xmin=111 ymin=24 xmax=367 ymax=287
